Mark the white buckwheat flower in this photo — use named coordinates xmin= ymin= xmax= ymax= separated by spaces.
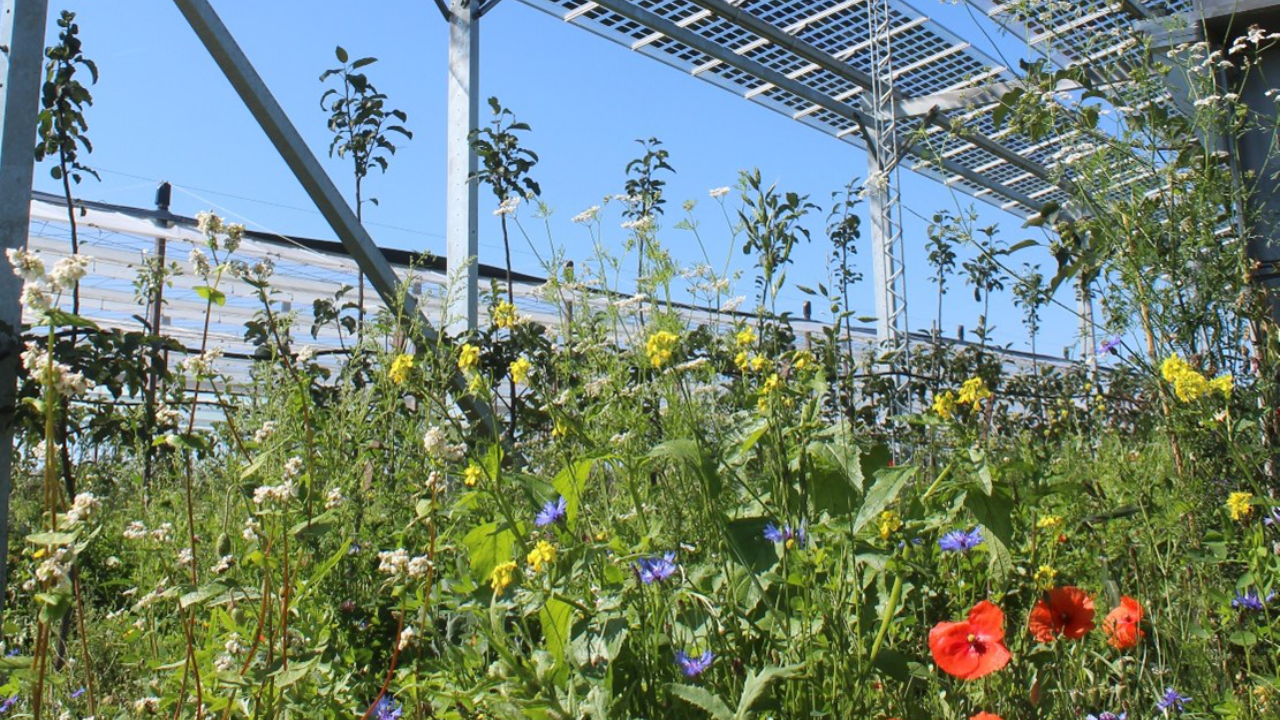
xmin=65 ymin=492 xmax=100 ymax=525
xmin=709 ymin=186 xmax=731 ymax=198
xmin=47 ymin=255 xmax=89 ymax=291
xmin=123 ymin=521 xmax=148 ymax=541
xmin=572 ymin=205 xmax=600 ymax=224
xmin=325 ymin=486 xmax=345 ymax=509
xmin=377 ymin=548 xmax=410 ymax=576
xmin=253 ymin=421 xmax=277 ymax=443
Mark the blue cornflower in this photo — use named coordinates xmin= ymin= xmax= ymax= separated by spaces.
xmin=4 ymin=648 xmax=17 ymax=657
xmin=0 ymin=696 xmax=17 ymax=714
xmin=938 ymin=527 xmax=984 ymax=553
xmin=536 ymin=496 xmax=568 ymax=527
xmin=674 ymin=650 xmax=714 ymax=677
xmin=69 ymin=687 xmax=85 ymax=700
xmin=1231 ymin=589 xmax=1274 ymax=611
xmin=1156 ymin=687 xmax=1190 ymax=714
xmin=374 ymin=695 xmax=403 ymax=720
xmin=762 ymin=521 xmax=806 ymax=548
xmin=1087 ymin=713 xmax=1126 ymax=720
xmin=1265 ymin=505 xmax=1280 ymax=528
xmin=1098 ymin=337 xmax=1122 ymax=355
xmin=635 ymin=552 xmax=678 ymax=584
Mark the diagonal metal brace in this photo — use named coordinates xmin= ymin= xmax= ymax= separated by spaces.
xmin=170 ymin=0 xmax=501 ymax=439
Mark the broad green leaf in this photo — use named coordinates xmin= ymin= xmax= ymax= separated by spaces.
xmin=41 ymin=307 xmax=98 ymax=329
xmin=194 ymin=285 xmax=226 ymax=306
xmin=539 ymin=597 xmax=574 ymax=667
xmin=26 ymin=531 xmax=76 ymax=546
xmin=734 ymin=663 xmax=804 ymax=719
xmin=552 ymin=458 xmax=595 ymax=528
xmin=852 ymin=466 xmax=915 ymax=536
xmin=669 ymin=683 xmax=733 ymax=720
xmin=724 ymin=516 xmax=778 ymax=573
xmin=179 ymin=583 xmax=228 ymax=609
xmin=649 ymin=438 xmax=722 ymax=499
xmin=966 ymin=489 xmax=1014 ymax=546
xmin=464 ymin=521 xmax=516 ymax=582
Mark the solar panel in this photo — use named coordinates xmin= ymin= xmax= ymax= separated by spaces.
xmin=516 ymin=0 xmax=1164 ymax=218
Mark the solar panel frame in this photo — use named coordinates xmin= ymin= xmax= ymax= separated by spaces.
xmin=516 ymin=0 xmax=1162 ymax=219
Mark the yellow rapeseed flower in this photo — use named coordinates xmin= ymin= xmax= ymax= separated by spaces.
xmin=1034 ymin=564 xmax=1057 ymax=590
xmin=792 ymin=350 xmax=814 ymax=372
xmin=388 ymin=353 xmax=414 ymax=385
xmin=932 ymin=390 xmax=958 ymax=420
xmin=1161 ymin=354 xmax=1232 ymax=402
xmin=749 ymin=355 xmax=768 ymax=374
xmin=734 ymin=350 xmax=750 ymax=372
xmin=735 ymin=326 xmax=756 ymax=348
xmin=463 ymin=464 xmax=483 ymax=488
xmin=458 ymin=343 xmax=481 ymax=372
xmin=509 ymin=357 xmax=532 ymax=385
xmin=492 ymin=300 xmax=519 ymax=329
xmin=761 ymin=373 xmax=782 ymax=395
xmin=1227 ymin=491 xmax=1253 ymax=521
xmin=878 ymin=510 xmax=902 ymax=540
xmin=646 ymin=331 xmax=679 ymax=369
xmin=1036 ymin=515 xmax=1063 ymax=530
xmin=489 ymin=561 xmax=517 ymax=594
xmin=957 ymin=377 xmax=992 ymax=410
xmin=527 ymin=539 xmax=556 ymax=573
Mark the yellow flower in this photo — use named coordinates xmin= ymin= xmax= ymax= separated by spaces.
xmin=749 ymin=355 xmax=768 ymax=374
xmin=734 ymin=350 xmax=750 ymax=372
xmin=957 ymin=377 xmax=992 ymax=409
xmin=551 ymin=418 xmax=569 ymax=438
xmin=489 ymin=561 xmax=517 ymax=594
xmin=509 ymin=357 xmax=532 ymax=385
xmin=792 ymin=350 xmax=814 ymax=372
xmin=458 ymin=343 xmax=481 ymax=372
xmin=463 ymin=464 xmax=483 ymax=488
xmin=1036 ymin=515 xmax=1063 ymax=530
xmin=877 ymin=510 xmax=902 ymax=540
xmin=466 ymin=373 xmax=487 ymax=396
xmin=1034 ymin=564 xmax=1057 ymax=590
xmin=761 ymin=373 xmax=782 ymax=395
xmin=645 ymin=331 xmax=679 ymax=369
xmin=1161 ymin=354 xmax=1232 ymax=402
xmin=388 ymin=353 xmax=414 ymax=385
xmin=932 ymin=390 xmax=958 ymax=420
xmin=1227 ymin=491 xmax=1253 ymax=521
xmin=526 ymin=539 xmax=556 ymax=573
xmin=735 ymin=326 xmax=756 ymax=348
xmin=492 ymin=300 xmax=518 ymax=329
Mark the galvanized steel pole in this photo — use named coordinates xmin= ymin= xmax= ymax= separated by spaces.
xmin=0 ymin=0 xmax=49 ymax=610
xmin=446 ymin=0 xmax=479 ymax=333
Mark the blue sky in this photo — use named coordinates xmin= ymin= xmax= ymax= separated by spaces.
xmin=32 ymin=0 xmax=1091 ymax=358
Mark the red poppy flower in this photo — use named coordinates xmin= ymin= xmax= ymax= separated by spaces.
xmin=1028 ymin=586 xmax=1095 ymax=642
xmin=1103 ymin=595 xmax=1144 ymax=649
xmin=971 ymin=713 xmax=1003 ymax=720
xmin=929 ymin=600 xmax=1012 ymax=680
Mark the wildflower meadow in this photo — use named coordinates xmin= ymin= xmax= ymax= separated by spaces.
xmin=2 ymin=6 xmax=1280 ymax=720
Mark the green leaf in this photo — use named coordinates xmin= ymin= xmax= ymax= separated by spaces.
xmin=539 ymin=597 xmax=574 ymax=667
xmin=966 ymin=488 xmax=1014 ymax=546
xmin=41 ymin=307 xmax=98 ymax=329
xmin=852 ymin=466 xmax=915 ymax=535
xmin=552 ymin=458 xmax=595 ymax=529
xmin=179 ymin=583 xmax=228 ymax=609
xmin=734 ymin=663 xmax=804 ymax=719
xmin=295 ymin=537 xmax=352 ymax=604
xmin=649 ymin=439 xmax=721 ymax=499
xmin=335 ymin=45 xmax=348 ymax=63
xmin=669 ymin=684 xmax=733 ymax=720
xmin=724 ymin=517 xmax=779 ymax=573
xmin=463 ymin=521 xmax=517 ymax=582
xmin=194 ymin=285 xmax=226 ymax=306
xmin=26 ymin=531 xmax=76 ymax=546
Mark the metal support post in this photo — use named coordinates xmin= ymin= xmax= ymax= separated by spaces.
xmin=1077 ymin=277 xmax=1097 ymax=372
xmin=0 ymin=0 xmax=50 ymax=610
xmin=864 ymin=0 xmax=909 ymax=359
xmin=169 ymin=0 xmax=501 ymax=439
xmin=446 ymin=0 xmax=479 ymax=333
